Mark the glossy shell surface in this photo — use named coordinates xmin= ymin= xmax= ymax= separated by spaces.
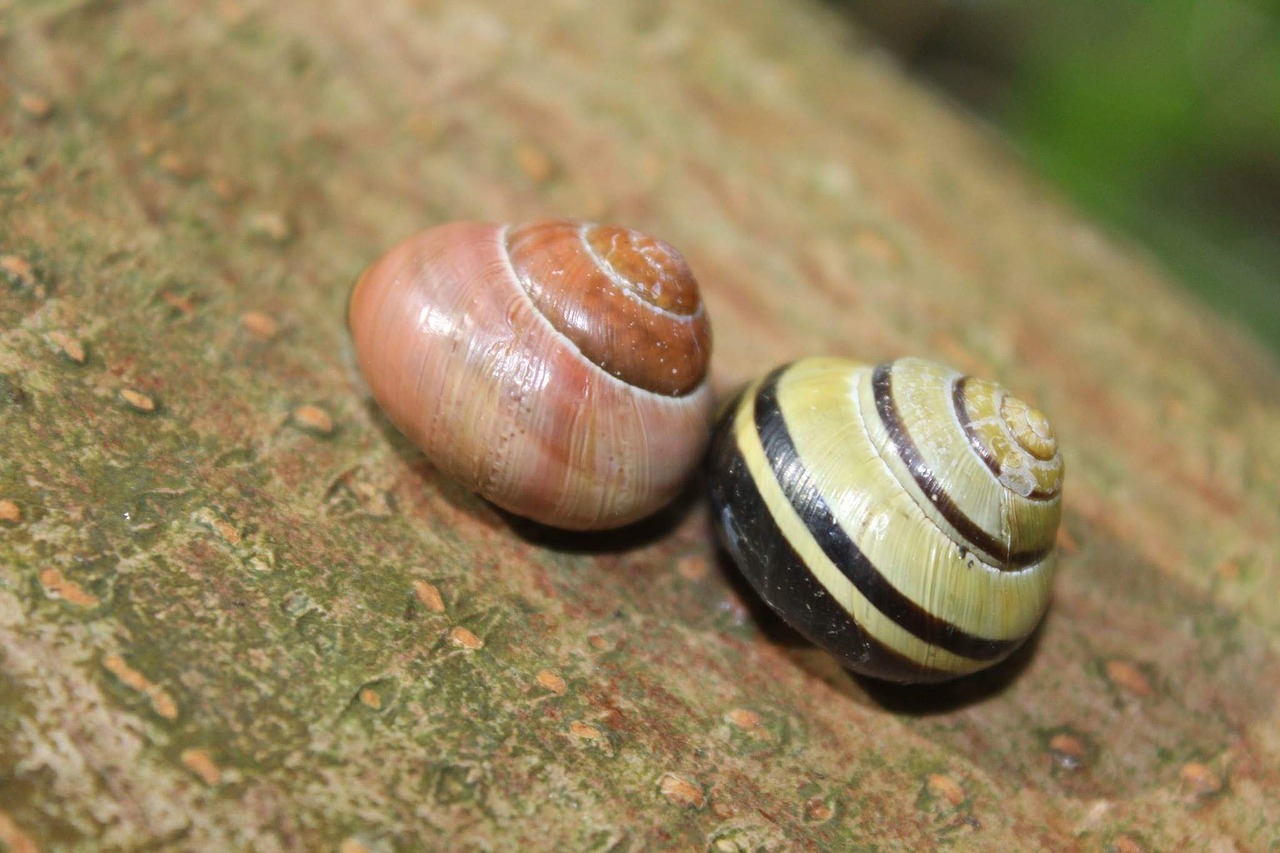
xmin=349 ymin=220 xmax=713 ymax=530
xmin=709 ymin=357 xmax=1063 ymax=682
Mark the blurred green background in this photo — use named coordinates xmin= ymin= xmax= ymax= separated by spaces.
xmin=835 ymin=0 xmax=1280 ymax=356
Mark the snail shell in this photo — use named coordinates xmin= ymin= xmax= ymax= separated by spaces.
xmin=709 ymin=357 xmax=1063 ymax=683
xmin=348 ymin=220 xmax=714 ymax=530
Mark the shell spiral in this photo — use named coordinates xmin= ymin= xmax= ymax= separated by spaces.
xmin=708 ymin=357 xmax=1063 ymax=683
xmin=348 ymin=220 xmax=713 ymax=530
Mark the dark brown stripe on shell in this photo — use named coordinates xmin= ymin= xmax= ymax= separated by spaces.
xmin=952 ymin=377 xmax=1059 ymax=502
xmin=753 ymin=367 xmax=1018 ymax=663
xmin=874 ymin=364 xmax=1050 ymax=569
xmin=707 ymin=384 xmax=955 ymax=683
xmin=952 ymin=376 xmax=1003 ymax=478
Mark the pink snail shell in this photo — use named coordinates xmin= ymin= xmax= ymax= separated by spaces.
xmin=348 ymin=220 xmax=714 ymax=530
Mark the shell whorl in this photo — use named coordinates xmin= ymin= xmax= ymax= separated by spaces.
xmin=708 ymin=357 xmax=1062 ymax=683
xmin=504 ymin=221 xmax=710 ymax=397
xmin=867 ymin=358 xmax=1062 ymax=567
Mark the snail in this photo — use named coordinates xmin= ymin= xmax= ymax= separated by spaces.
xmin=348 ymin=220 xmax=714 ymax=530
xmin=708 ymin=357 xmax=1063 ymax=683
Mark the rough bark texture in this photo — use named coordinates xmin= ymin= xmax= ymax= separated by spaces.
xmin=2 ymin=1 xmax=1279 ymax=850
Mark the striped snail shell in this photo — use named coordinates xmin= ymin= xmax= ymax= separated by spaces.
xmin=348 ymin=220 xmax=713 ymax=530
xmin=709 ymin=357 xmax=1063 ymax=683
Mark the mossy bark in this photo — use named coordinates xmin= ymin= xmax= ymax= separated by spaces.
xmin=2 ymin=1 xmax=1278 ymax=849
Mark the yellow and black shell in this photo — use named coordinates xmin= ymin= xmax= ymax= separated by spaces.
xmin=708 ymin=357 xmax=1064 ymax=683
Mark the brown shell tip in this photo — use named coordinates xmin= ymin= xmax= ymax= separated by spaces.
xmin=583 ymin=224 xmax=701 ymax=315
xmin=505 ymin=220 xmax=711 ymax=397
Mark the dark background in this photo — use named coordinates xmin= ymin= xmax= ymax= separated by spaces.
xmin=834 ymin=0 xmax=1280 ymax=355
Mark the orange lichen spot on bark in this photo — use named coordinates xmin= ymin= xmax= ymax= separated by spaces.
xmin=536 ymin=669 xmax=567 ymax=695
xmin=676 ymin=554 xmax=709 ymax=581
xmin=413 ymin=580 xmax=446 ymax=613
xmin=1109 ymin=834 xmax=1145 ymax=853
xmin=449 ymin=626 xmax=483 ymax=650
xmin=18 ymin=92 xmax=54 ymax=119
xmin=803 ymin=796 xmax=834 ymax=822
xmin=1179 ymin=762 xmax=1223 ymax=799
xmin=38 ymin=567 xmax=99 ymax=608
xmin=159 ymin=149 xmax=202 ymax=179
xmin=0 ymin=255 xmax=37 ymax=288
xmin=1215 ymin=560 xmax=1240 ymax=581
xmin=159 ymin=290 xmax=197 ymax=316
xmin=1047 ymin=731 xmax=1088 ymax=771
xmin=0 ymin=499 xmax=20 ymax=523
xmin=47 ymin=331 xmax=87 ymax=364
xmin=213 ymin=518 xmax=241 ymax=545
xmin=925 ymin=773 xmax=966 ymax=807
xmin=158 ymin=150 xmax=203 ymax=181
xmin=248 ymin=210 xmax=293 ymax=243
xmin=725 ymin=708 xmax=762 ymax=731
xmin=180 ymin=748 xmax=222 ymax=786
xmin=151 ymin=690 xmax=180 ymax=720
xmin=119 ymin=387 xmax=158 ymax=413
xmin=359 ymin=688 xmax=383 ymax=710
xmin=1104 ymin=659 xmax=1154 ymax=698
xmin=103 ymin=654 xmax=179 ymax=720
xmin=658 ymin=772 xmax=705 ymax=809
xmin=569 ymin=721 xmax=604 ymax=741
xmin=240 ymin=310 xmax=279 ymax=340
xmin=291 ymin=404 xmax=334 ymax=436
xmin=192 ymin=507 xmax=242 ymax=545
xmin=209 ymin=175 xmax=243 ymax=201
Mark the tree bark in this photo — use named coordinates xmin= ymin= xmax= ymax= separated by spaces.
xmin=2 ymin=0 xmax=1278 ymax=849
